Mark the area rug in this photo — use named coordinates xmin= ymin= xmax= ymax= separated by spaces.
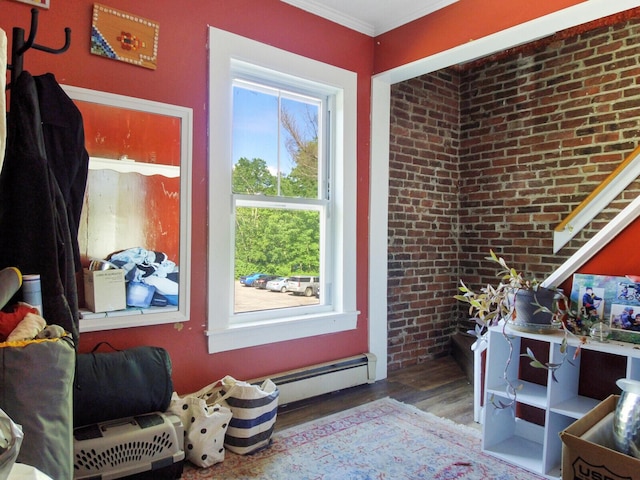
xmin=180 ymin=397 xmax=543 ymax=480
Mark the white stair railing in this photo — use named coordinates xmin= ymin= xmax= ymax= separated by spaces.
xmin=554 ymin=144 xmax=640 ymax=253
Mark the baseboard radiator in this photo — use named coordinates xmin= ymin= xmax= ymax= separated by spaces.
xmin=250 ymin=353 xmax=377 ymax=406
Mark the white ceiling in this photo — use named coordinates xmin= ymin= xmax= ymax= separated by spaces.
xmin=280 ymin=0 xmax=459 ymax=36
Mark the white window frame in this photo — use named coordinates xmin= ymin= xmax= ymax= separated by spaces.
xmin=207 ymin=27 xmax=358 ymax=353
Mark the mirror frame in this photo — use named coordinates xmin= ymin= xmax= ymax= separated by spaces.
xmin=62 ymin=85 xmax=192 ymax=332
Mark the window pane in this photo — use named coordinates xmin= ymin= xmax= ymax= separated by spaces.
xmin=232 ymin=83 xmax=320 ymax=199
xmin=234 ymin=206 xmax=320 ymax=314
xmin=232 ymin=86 xmax=278 ymax=195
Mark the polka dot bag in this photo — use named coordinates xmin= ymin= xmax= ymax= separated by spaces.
xmin=168 ymin=384 xmax=232 ymax=467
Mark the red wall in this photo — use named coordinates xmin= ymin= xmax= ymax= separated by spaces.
xmin=77 ymin=102 xmax=181 ymax=166
xmin=559 ymin=216 xmax=640 ymax=293
xmin=2 ymin=0 xmax=373 ymax=393
xmin=373 ymin=0 xmax=586 ymax=74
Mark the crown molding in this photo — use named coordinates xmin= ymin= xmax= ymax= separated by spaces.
xmin=378 ymin=0 xmax=458 ymax=36
xmin=281 ymin=0 xmax=458 ymax=36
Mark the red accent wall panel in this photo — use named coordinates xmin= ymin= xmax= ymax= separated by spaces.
xmin=78 ymin=101 xmax=181 ymax=166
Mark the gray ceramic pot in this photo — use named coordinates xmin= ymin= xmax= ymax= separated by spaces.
xmin=508 ymin=287 xmax=560 ymax=333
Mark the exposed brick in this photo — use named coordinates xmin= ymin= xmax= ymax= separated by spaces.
xmin=387 ymin=16 xmax=640 ymax=371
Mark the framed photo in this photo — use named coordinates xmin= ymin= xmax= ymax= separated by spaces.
xmin=13 ymin=0 xmax=50 ymax=8
xmin=570 ymin=273 xmax=640 ymax=343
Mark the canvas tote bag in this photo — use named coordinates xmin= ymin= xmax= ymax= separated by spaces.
xmin=216 ymin=375 xmax=280 ymax=455
xmin=168 ymin=383 xmax=232 ymax=467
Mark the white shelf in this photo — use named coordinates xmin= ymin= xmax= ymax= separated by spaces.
xmin=502 ymin=324 xmax=640 ymax=359
xmin=487 ymin=380 xmax=548 ymax=409
xmin=485 ymin=435 xmax=545 ymax=475
xmin=79 ymin=305 xmax=180 ymax=332
xmin=481 ymin=325 xmax=637 ymax=479
xmin=89 ymin=156 xmax=180 ymax=177
xmin=482 ymin=414 xmax=546 ymax=476
xmin=550 ymin=395 xmax=601 ymax=419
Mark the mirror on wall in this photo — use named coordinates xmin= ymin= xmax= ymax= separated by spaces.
xmin=62 ymin=85 xmax=192 ymax=332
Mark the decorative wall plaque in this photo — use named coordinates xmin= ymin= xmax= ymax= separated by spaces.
xmin=90 ymin=3 xmax=159 ymax=70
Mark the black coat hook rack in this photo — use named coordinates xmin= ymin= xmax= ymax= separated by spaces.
xmin=6 ymin=7 xmax=71 ymax=89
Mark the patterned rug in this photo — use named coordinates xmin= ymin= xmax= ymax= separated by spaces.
xmin=180 ymin=397 xmax=543 ymax=480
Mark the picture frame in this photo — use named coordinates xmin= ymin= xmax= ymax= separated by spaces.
xmin=570 ymin=273 xmax=640 ymax=343
xmin=13 ymin=0 xmax=50 ymax=8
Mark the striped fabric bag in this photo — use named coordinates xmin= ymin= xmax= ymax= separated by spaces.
xmin=217 ymin=375 xmax=279 ymax=455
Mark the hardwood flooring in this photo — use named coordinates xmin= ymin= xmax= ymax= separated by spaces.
xmin=275 ymin=354 xmax=479 ymax=432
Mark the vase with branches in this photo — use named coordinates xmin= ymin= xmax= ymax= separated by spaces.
xmin=455 ymin=250 xmax=588 ymax=408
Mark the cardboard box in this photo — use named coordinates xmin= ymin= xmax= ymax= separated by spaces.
xmin=83 ymin=269 xmax=126 ymax=313
xmin=560 ymin=395 xmax=640 ymax=480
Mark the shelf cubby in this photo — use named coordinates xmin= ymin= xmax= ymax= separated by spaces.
xmin=483 ymin=398 xmax=546 ymax=476
xmin=482 ymin=325 xmax=640 ymax=479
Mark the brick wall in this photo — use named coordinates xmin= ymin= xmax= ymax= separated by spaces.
xmin=388 ymin=71 xmax=461 ymax=368
xmin=388 ymin=14 xmax=640 ymax=371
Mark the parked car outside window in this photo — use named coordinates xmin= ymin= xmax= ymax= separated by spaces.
xmin=244 ymin=273 xmax=268 ymax=287
xmin=253 ymin=275 xmax=278 ymax=289
xmin=266 ymin=277 xmax=290 ymax=293
xmin=239 ymin=272 xmax=259 ymax=285
xmin=287 ymin=276 xmax=320 ymax=297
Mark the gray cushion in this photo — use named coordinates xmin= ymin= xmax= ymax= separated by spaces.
xmin=0 ymin=336 xmax=75 ymax=480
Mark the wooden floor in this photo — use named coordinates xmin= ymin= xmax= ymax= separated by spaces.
xmin=276 ymin=354 xmax=479 ymax=432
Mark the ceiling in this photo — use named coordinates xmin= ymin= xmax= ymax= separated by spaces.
xmin=280 ymin=0 xmax=459 ymax=36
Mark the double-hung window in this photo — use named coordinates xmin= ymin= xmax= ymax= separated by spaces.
xmin=207 ymin=27 xmax=358 ymax=353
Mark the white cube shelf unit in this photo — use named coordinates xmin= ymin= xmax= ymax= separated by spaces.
xmin=482 ymin=325 xmax=640 ymax=479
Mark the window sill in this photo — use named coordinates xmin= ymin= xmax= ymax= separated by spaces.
xmin=206 ymin=310 xmax=359 ymax=353
xmin=79 ymin=306 xmax=187 ymax=332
